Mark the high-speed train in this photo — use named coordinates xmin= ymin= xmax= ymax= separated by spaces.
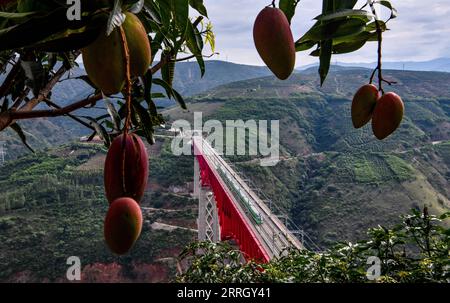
xmin=217 ymin=167 xmax=263 ymax=225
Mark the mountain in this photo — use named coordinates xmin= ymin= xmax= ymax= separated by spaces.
xmin=0 ymin=60 xmax=273 ymax=159
xmin=0 ymin=141 xmax=196 ymax=282
xmin=164 ymin=60 xmax=273 ymax=96
xmin=76 ymin=60 xmax=273 ymax=97
xmin=1 ymin=63 xmax=450 ymax=281
xmin=298 ymin=58 xmax=450 ymax=73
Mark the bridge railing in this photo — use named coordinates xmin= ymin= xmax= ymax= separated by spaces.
xmin=225 ymin=160 xmax=322 ymax=252
xmin=194 ymin=137 xmax=322 ymax=253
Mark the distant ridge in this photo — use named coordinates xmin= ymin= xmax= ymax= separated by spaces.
xmin=297 ymin=57 xmax=450 ymax=73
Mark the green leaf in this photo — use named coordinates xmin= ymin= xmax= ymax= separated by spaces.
xmin=439 ymin=212 xmax=450 ymax=220
xmin=295 ymin=39 xmax=317 ymax=52
xmin=332 ymin=39 xmax=366 ymax=54
xmin=1 ymin=97 xmax=9 ymax=113
xmin=279 ymin=0 xmax=299 ymax=24
xmin=143 ymin=1 xmax=162 ymax=24
xmin=10 ymin=123 xmax=34 ymax=153
xmin=332 ymin=28 xmax=372 ymax=44
xmin=161 ymin=50 xmax=176 ymax=87
xmin=335 ymin=0 xmax=358 ymax=10
xmin=129 ymin=0 xmax=144 ymax=14
xmin=185 ymin=20 xmax=205 ymax=76
xmin=155 ymin=0 xmax=171 ymax=29
xmin=375 ymin=0 xmax=398 ymax=19
xmin=170 ymin=0 xmax=189 ymax=35
xmin=319 ymin=39 xmax=332 ymax=86
xmin=151 ymin=93 xmax=166 ymax=99
xmin=0 ymin=7 xmax=92 ymax=51
xmin=314 ymin=9 xmax=373 ymax=22
xmin=296 ymin=18 xmax=367 ymax=47
xmin=152 ymin=78 xmax=187 ymax=109
xmin=132 ymin=99 xmax=155 ymax=145
xmin=366 ymin=20 xmax=387 ymax=32
xmin=143 ymin=71 xmax=158 ymax=116
xmin=0 ymin=11 xmax=38 ymax=20
xmin=189 ymin=0 xmax=208 ymax=17
xmin=28 ymin=19 xmax=104 ymax=52
xmin=106 ymin=0 xmax=126 ymax=36
xmin=104 ymin=99 xmax=121 ymax=131
xmin=76 ymin=75 xmax=99 ymax=90
xmin=84 ymin=117 xmax=111 ymax=147
xmin=171 ymin=87 xmax=187 ymax=110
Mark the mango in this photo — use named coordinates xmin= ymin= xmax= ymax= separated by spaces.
xmin=351 ymin=84 xmax=380 ymax=128
xmin=104 ymin=197 xmax=143 ymax=255
xmin=104 ymin=133 xmax=149 ymax=204
xmin=253 ymin=7 xmax=296 ymax=80
xmin=82 ymin=12 xmax=151 ymax=95
xmin=372 ymin=92 xmax=404 ymax=140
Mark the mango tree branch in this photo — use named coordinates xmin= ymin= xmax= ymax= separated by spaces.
xmin=369 ymin=0 xmax=384 ymax=93
xmin=150 ymin=54 xmax=170 ymax=75
xmin=0 ymin=65 xmax=67 ymax=131
xmin=174 ymin=52 xmax=218 ymax=62
xmin=119 ymin=26 xmax=132 ymax=134
xmin=0 ymin=51 xmax=82 ymax=131
xmin=11 ymin=87 xmax=30 ymax=109
xmin=43 ymin=99 xmax=96 ymax=131
xmin=0 ymin=15 xmax=208 ymax=131
xmin=9 ymin=93 xmax=102 ymax=120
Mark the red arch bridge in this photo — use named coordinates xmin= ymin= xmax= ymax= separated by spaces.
xmin=191 ymin=136 xmax=320 ymax=263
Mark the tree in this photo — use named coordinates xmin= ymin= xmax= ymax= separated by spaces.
xmin=0 ymin=0 xmax=397 ymax=147
xmin=177 ymin=208 xmax=450 ymax=283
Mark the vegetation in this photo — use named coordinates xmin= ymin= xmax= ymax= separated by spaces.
xmin=0 ymin=142 xmax=196 ymax=281
xmin=177 ymin=208 xmax=449 ymax=283
xmin=180 ymin=73 xmax=450 ymax=247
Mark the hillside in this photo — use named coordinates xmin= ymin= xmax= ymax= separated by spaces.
xmin=298 ymin=57 xmax=450 ymax=73
xmin=165 ymin=68 xmax=450 ymax=246
xmin=0 ymin=60 xmax=273 ymax=159
xmin=1 ymin=66 xmax=449 ymax=281
xmin=0 ymin=140 xmax=196 ymax=282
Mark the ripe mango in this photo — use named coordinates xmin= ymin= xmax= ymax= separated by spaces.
xmin=82 ymin=12 xmax=151 ymax=95
xmin=372 ymin=92 xmax=404 ymax=140
xmin=104 ymin=133 xmax=149 ymax=204
xmin=104 ymin=197 xmax=143 ymax=255
xmin=253 ymin=7 xmax=296 ymax=80
xmin=351 ymin=84 xmax=380 ymax=128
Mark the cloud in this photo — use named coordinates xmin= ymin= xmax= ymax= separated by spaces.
xmin=203 ymin=0 xmax=450 ymax=66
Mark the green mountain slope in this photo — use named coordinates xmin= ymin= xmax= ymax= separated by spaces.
xmin=166 ymin=68 xmax=450 ymax=246
xmin=1 ymin=66 xmax=449 ymax=281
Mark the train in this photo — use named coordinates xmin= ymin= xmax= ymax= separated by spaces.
xmin=217 ymin=166 xmax=263 ymax=225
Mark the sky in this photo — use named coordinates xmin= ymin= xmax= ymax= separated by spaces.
xmin=202 ymin=0 xmax=450 ymax=67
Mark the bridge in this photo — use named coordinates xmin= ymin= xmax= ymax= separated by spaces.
xmin=191 ymin=135 xmax=320 ymax=262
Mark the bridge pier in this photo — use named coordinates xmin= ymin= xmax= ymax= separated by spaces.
xmin=195 ymin=157 xmax=220 ymax=242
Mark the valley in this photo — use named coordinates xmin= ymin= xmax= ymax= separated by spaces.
xmin=0 ymin=63 xmax=449 ymax=281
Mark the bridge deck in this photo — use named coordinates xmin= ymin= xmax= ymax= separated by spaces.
xmin=193 ymin=137 xmax=303 ymax=259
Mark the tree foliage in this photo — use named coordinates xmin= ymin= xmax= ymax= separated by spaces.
xmin=0 ymin=0 xmax=213 ymax=146
xmin=0 ymin=0 xmax=397 ymax=147
xmin=177 ymin=208 xmax=449 ymax=283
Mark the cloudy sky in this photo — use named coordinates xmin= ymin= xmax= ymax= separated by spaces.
xmin=202 ymin=0 xmax=450 ymax=67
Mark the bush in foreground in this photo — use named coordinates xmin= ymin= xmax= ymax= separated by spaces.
xmin=177 ymin=208 xmax=449 ymax=283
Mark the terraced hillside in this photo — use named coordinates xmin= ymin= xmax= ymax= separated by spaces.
xmin=1 ymin=67 xmax=449 ymax=280
xmin=0 ymin=140 xmax=196 ymax=282
xmin=165 ymin=68 xmax=450 ymax=246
